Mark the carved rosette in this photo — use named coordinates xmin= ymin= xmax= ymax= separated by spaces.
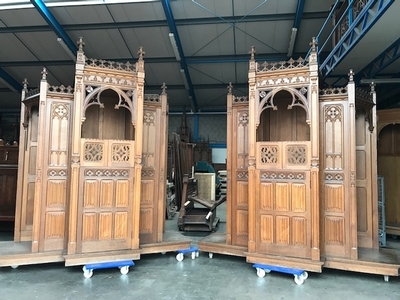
xmin=260 ymin=171 xmax=306 ymax=181
xmin=260 ymin=146 xmax=278 ymax=164
xmin=286 ymin=145 xmax=307 ymax=165
xmin=238 ymin=112 xmax=249 ymax=126
xmin=84 ymin=169 xmax=130 ymax=177
xmin=48 ymin=169 xmax=68 ymax=177
xmin=325 ymin=172 xmax=344 ymax=181
xmin=237 ymin=171 xmax=248 ymax=180
xmin=84 ymin=142 xmax=103 ymax=162
xmin=53 ymin=104 xmax=69 ymax=119
xmin=141 ymin=169 xmax=155 ymax=178
xmin=143 ymin=111 xmax=155 ymax=125
xmin=112 ymin=144 xmax=130 ymax=162
xmin=325 ymin=105 xmax=342 ymax=122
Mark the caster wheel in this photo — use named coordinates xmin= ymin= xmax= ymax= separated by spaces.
xmin=82 ymin=266 xmax=93 ymax=279
xmin=11 ymin=265 xmax=19 ymax=269
xmin=384 ymin=275 xmax=389 ymax=282
xmin=265 ymin=269 xmax=271 ymax=274
xmin=209 ymin=253 xmax=213 ymax=259
xmin=176 ymin=253 xmax=184 ymax=262
xmin=294 ymin=275 xmax=304 ymax=285
xmin=191 ymin=252 xmax=196 ymax=260
xmin=300 ymin=271 xmax=308 ymax=280
xmin=161 ymin=252 xmax=166 ymax=255
xmin=256 ymin=268 xmax=266 ymax=278
xmin=196 ymin=251 xmax=199 ymax=258
xmin=120 ymin=266 xmax=129 ymax=275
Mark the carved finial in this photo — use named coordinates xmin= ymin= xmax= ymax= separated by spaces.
xmin=309 ymin=37 xmax=317 ymax=52
xmin=22 ymin=78 xmax=28 ymax=90
xmin=227 ymin=82 xmax=233 ymax=94
xmin=161 ymin=82 xmax=167 ymax=94
xmin=41 ymin=68 xmax=47 ymax=80
xmin=138 ymin=47 xmax=145 ymax=60
xmin=250 ymin=46 xmax=256 ymax=60
xmin=370 ymin=82 xmax=375 ymax=93
xmin=348 ymin=69 xmax=354 ymax=82
xmin=77 ymin=37 xmax=85 ymax=52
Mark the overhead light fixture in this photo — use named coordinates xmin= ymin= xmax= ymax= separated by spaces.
xmin=180 ymin=69 xmax=189 ymax=90
xmin=57 ymin=37 xmax=76 ymax=61
xmin=0 ymin=0 xmax=157 ymax=10
xmin=360 ymin=78 xmax=400 ymax=84
xmin=287 ymin=27 xmax=297 ymax=57
xmin=169 ymin=33 xmax=181 ymax=61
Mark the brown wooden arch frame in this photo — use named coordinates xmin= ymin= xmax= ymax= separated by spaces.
xmin=81 ymin=85 xmax=136 ymax=126
xmin=256 ymin=86 xmax=310 ymax=128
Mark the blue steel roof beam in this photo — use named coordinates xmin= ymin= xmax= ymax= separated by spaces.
xmin=358 ymin=37 xmax=400 ymax=80
xmin=288 ymin=0 xmax=305 ymax=57
xmin=30 ymin=0 xmax=78 ymax=54
xmin=161 ymin=0 xmax=198 ymax=111
xmin=293 ymin=0 xmax=305 ymax=28
xmin=319 ymin=0 xmax=395 ymax=78
xmin=0 ymin=68 xmax=23 ymax=92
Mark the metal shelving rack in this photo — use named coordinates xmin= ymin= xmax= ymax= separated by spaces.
xmin=377 ymin=176 xmax=386 ymax=247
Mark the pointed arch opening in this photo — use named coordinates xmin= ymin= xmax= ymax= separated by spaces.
xmin=256 ymin=89 xmax=309 ymax=142
xmin=82 ymin=88 xmax=135 ymax=141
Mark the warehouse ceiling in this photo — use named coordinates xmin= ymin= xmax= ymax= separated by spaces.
xmin=0 ymin=0 xmax=399 ymax=112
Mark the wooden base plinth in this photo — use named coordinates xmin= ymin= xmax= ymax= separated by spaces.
xmin=245 ymin=252 xmax=324 ymax=273
xmin=323 ymin=247 xmax=400 ymax=276
xmin=197 ymin=233 xmax=247 ymax=257
xmin=140 ymin=241 xmax=192 ymax=255
xmin=64 ymin=249 xmax=141 ymax=267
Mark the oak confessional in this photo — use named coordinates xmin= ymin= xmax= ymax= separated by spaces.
xmin=199 ymin=40 xmax=400 ymax=277
xmin=1 ymin=38 xmax=185 ymax=268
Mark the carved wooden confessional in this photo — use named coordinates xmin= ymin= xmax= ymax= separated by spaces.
xmin=244 ymin=42 xmax=322 ymax=271
xmin=10 ymin=38 xmax=146 ymax=266
xmin=199 ymin=40 xmax=398 ymax=277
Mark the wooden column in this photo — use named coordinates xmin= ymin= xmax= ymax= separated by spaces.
xmin=14 ymin=79 xmax=29 ymax=242
xmin=248 ymin=47 xmax=257 ymax=253
xmin=157 ymin=84 xmax=168 ymax=242
xmin=347 ymin=70 xmax=358 ymax=259
xmin=31 ymin=68 xmax=48 ymax=253
xmin=308 ymin=38 xmax=320 ymax=261
xmin=67 ymin=38 xmax=85 ymax=255
xmin=370 ymin=82 xmax=379 ymax=249
xmin=226 ymin=83 xmax=233 ymax=244
xmin=132 ymin=47 xmax=145 ymax=249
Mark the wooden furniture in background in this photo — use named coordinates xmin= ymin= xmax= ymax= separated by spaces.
xmin=0 ymin=145 xmax=18 ymax=221
xmin=377 ymin=108 xmax=400 ymax=237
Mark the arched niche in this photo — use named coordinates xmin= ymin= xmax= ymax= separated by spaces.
xmin=81 ymin=88 xmax=135 ymax=140
xmin=256 ymin=89 xmax=309 ymax=142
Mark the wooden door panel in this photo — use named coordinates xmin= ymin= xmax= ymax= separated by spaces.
xmin=235 ymin=210 xmax=248 ymax=246
xmin=77 ymin=139 xmax=134 ymax=254
xmin=256 ymin=141 xmax=311 ymax=259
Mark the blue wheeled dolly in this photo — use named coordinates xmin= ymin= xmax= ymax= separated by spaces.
xmin=252 ymin=263 xmax=308 ymax=285
xmin=82 ymin=260 xmax=135 ymax=278
xmin=175 ymin=246 xmax=199 ymax=261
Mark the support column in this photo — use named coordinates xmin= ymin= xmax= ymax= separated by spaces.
xmin=248 ymin=47 xmax=257 ymax=253
xmin=67 ymin=38 xmax=85 ymax=255
xmin=348 ymin=69 xmax=358 ymax=259
xmin=132 ymin=47 xmax=145 ymax=249
xmin=31 ymin=68 xmax=48 ymax=253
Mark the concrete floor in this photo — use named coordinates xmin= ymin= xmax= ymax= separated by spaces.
xmin=2 ymin=205 xmax=400 ymax=299
xmin=1 ymin=250 xmax=400 ymax=300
